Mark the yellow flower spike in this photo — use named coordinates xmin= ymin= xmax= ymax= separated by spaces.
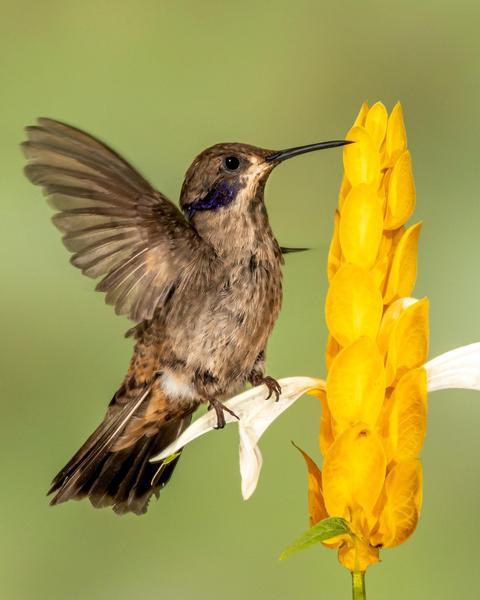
xmin=327 ymin=337 xmax=386 ymax=431
xmin=384 ymin=222 xmax=423 ymax=305
xmin=327 ymin=210 xmax=342 ymax=282
xmin=323 ymin=423 xmax=386 ymax=519
xmin=353 ymin=101 xmax=370 ymax=128
xmin=384 ymin=151 xmax=416 ymax=230
xmin=294 ymin=443 xmax=329 ymax=526
xmin=323 ymin=103 xmax=427 ymax=585
xmin=339 ymin=184 xmax=384 ymax=268
xmin=276 ymin=103 xmax=433 ymax=592
xmin=386 ymin=102 xmax=407 ymax=164
xmin=326 ymin=264 xmax=383 ymax=347
xmin=387 ymin=368 xmax=427 ymax=462
xmin=386 ymin=297 xmax=429 ymax=386
xmin=364 ymin=101 xmax=388 ymax=150
xmin=343 ymin=126 xmax=380 ymax=186
xmin=373 ymin=459 xmax=423 ymax=548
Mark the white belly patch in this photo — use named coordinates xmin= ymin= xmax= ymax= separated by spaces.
xmin=160 ymin=371 xmax=197 ymax=400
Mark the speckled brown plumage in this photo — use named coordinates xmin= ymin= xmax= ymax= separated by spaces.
xmin=23 ymin=119 xmax=344 ymax=514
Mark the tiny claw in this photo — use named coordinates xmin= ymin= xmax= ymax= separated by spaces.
xmin=209 ymin=397 xmax=239 ymax=429
xmin=255 ymin=376 xmax=282 ymax=402
xmin=222 ymin=404 xmax=240 ymax=421
xmin=214 ymin=416 xmax=225 ymax=430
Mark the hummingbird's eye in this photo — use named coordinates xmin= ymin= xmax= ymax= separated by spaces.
xmin=224 ymin=156 xmax=240 ymax=171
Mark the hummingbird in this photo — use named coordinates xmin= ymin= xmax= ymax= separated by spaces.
xmin=22 ymin=118 xmax=348 ymax=515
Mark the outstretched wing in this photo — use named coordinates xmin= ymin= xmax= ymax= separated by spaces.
xmin=22 ymin=118 xmax=212 ymax=322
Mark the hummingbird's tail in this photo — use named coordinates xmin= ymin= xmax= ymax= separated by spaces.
xmin=48 ymin=386 xmax=193 ymax=515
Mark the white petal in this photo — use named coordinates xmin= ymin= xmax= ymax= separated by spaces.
xmin=150 ymin=376 xmax=325 ymax=501
xmin=239 ymin=426 xmax=263 ymax=500
xmin=238 ymin=377 xmax=324 ymax=499
xmin=239 ymin=377 xmax=324 ymax=444
xmin=426 ymin=343 xmax=480 ymax=392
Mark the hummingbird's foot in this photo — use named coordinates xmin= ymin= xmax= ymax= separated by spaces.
xmin=253 ymin=376 xmax=282 ymax=401
xmin=208 ymin=398 xmax=239 ymax=429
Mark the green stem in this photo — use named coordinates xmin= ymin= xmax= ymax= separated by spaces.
xmin=351 ymin=571 xmax=366 ymax=600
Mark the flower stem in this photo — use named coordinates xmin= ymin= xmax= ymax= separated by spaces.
xmin=351 ymin=571 xmax=366 ymax=600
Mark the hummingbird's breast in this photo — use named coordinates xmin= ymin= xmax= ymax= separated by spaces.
xmin=191 ymin=252 xmax=282 ymax=383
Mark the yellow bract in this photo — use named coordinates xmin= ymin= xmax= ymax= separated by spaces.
xmin=294 ymin=444 xmax=328 ymax=526
xmin=344 ymin=126 xmax=380 ymax=186
xmin=327 ymin=338 xmax=385 ymax=431
xmin=373 ymin=232 xmax=404 ymax=296
xmin=384 ymin=222 xmax=422 ymax=304
xmin=327 ymin=210 xmax=342 ymax=281
xmin=325 ymin=264 xmax=383 ymax=347
xmin=372 ymin=459 xmax=422 ymax=548
xmin=386 ymin=368 xmax=427 ymax=462
xmin=365 ymin=102 xmax=388 ymax=150
xmin=386 ymin=102 xmax=407 ymax=164
xmin=323 ymin=424 xmax=386 ymax=519
xmin=377 ymin=297 xmax=417 ymax=356
xmin=353 ymin=101 xmax=370 ymax=128
xmin=301 ymin=101 xmax=428 ymax=575
xmin=317 ymin=388 xmax=335 ymax=455
xmin=338 ymin=176 xmax=351 ymax=211
xmin=384 ymin=151 xmax=416 ymax=230
xmin=385 ymin=297 xmax=429 ymax=386
xmin=339 ymin=185 xmax=384 ymax=267
xmin=325 ymin=334 xmax=341 ymax=371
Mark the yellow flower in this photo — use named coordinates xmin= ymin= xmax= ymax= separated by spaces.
xmin=306 ymin=101 xmax=426 ymax=572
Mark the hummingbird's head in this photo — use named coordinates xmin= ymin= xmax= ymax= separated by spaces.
xmin=180 ymin=140 xmax=349 ymax=249
xmin=180 ymin=143 xmax=274 ymax=221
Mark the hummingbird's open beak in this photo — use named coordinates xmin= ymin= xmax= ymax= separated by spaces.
xmin=265 ymin=140 xmax=352 ymax=163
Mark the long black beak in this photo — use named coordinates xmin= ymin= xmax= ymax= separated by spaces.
xmin=265 ymin=140 xmax=351 ymax=163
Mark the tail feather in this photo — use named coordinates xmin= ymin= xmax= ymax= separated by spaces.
xmin=48 ymin=420 xmax=109 ymax=496
xmin=88 ymin=437 xmax=156 ymax=513
xmin=48 ymin=387 xmax=150 ymax=497
xmin=48 ymin=388 xmax=193 ymax=515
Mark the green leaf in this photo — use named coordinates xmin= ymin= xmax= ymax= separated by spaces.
xmin=279 ymin=517 xmax=352 ymax=560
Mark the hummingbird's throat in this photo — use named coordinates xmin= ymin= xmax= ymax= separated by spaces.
xmin=183 ymin=181 xmax=240 ymax=220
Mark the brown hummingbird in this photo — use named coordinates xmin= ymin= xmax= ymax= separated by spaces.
xmin=22 ymin=118 xmax=348 ymax=515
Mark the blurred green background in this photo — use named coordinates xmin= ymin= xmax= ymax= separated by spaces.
xmin=2 ymin=1 xmax=480 ymax=598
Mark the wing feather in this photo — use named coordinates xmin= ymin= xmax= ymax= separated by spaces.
xmin=23 ymin=118 xmax=212 ymax=322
